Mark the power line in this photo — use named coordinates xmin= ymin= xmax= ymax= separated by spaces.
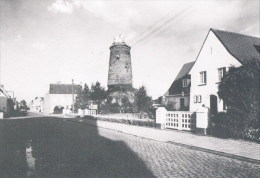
xmin=128 ymin=2 xmax=184 ymax=45
xmin=132 ymin=5 xmax=191 ymax=47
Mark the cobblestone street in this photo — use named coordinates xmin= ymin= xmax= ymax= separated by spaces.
xmin=0 ymin=118 xmax=259 ymax=178
xmin=97 ymin=123 xmax=260 ymax=178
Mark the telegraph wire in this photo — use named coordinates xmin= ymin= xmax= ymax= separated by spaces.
xmin=128 ymin=2 xmax=184 ymax=45
xmin=132 ymin=5 xmax=191 ymax=47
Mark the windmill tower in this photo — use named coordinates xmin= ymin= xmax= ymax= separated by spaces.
xmin=107 ymin=35 xmax=135 ymax=111
xmin=107 ymin=35 xmax=133 ymax=91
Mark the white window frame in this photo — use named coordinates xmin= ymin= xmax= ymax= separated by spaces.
xmin=199 ymin=71 xmax=207 ymax=85
xmin=194 ymin=96 xmax=197 ymax=103
xmin=197 ymin=95 xmax=202 ymax=103
xmin=218 ymin=67 xmax=226 ymax=82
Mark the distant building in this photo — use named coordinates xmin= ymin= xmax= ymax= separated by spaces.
xmin=189 ymin=28 xmax=260 ymax=114
xmin=44 ymin=83 xmax=82 ymax=114
xmin=163 ymin=61 xmax=194 ymax=111
xmin=0 ymin=84 xmax=13 ymax=117
xmin=30 ymin=97 xmax=44 ymax=112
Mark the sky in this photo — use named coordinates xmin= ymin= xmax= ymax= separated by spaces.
xmin=0 ymin=0 xmax=259 ymax=102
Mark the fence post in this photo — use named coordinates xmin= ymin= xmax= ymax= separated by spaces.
xmin=195 ymin=108 xmax=209 ymax=135
xmin=156 ymin=107 xmax=167 ymax=129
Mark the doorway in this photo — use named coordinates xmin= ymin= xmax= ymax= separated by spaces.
xmin=210 ymin=95 xmax=218 ymax=115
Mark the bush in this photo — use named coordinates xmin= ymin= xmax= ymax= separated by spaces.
xmin=245 ymin=128 xmax=260 ymax=143
xmin=209 ymin=112 xmax=260 ymax=142
xmin=84 ymin=115 xmax=156 ymax=128
xmin=208 ymin=112 xmax=230 ymax=138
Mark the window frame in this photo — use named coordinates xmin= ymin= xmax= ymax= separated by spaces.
xmin=199 ymin=71 xmax=207 ymax=85
xmin=194 ymin=95 xmax=197 ymax=103
xmin=218 ymin=67 xmax=226 ymax=82
xmin=182 ymin=79 xmax=188 ymax=87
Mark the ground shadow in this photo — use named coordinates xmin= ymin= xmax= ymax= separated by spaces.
xmin=0 ymin=117 xmax=155 ymax=178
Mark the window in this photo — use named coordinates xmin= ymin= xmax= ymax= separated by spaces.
xmin=197 ymin=95 xmax=202 ymax=103
xmin=218 ymin=67 xmax=226 ymax=82
xmin=194 ymin=95 xmax=202 ymax=103
xmin=194 ymin=95 xmax=197 ymax=103
xmin=182 ymin=79 xmax=188 ymax=87
xmin=199 ymin=71 xmax=207 ymax=85
xmin=116 ymin=75 xmax=119 ymax=83
xmin=116 ymin=54 xmax=120 ymax=60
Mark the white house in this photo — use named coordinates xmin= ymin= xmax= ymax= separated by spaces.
xmin=189 ymin=28 xmax=260 ymax=114
xmin=44 ymin=83 xmax=82 ymax=114
xmin=30 ymin=97 xmax=44 ymax=112
xmin=163 ymin=61 xmax=194 ymax=111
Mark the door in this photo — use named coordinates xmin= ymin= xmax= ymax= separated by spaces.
xmin=180 ymin=98 xmax=185 ymax=110
xmin=210 ymin=95 xmax=218 ymax=115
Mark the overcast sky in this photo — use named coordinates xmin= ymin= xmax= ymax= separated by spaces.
xmin=0 ymin=0 xmax=259 ymax=102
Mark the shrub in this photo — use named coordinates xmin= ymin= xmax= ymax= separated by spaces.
xmin=245 ymin=128 xmax=260 ymax=143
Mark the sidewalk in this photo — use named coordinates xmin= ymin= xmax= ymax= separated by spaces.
xmin=71 ymin=118 xmax=260 ymax=163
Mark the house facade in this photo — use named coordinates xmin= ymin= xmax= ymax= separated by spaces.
xmin=44 ymin=83 xmax=82 ymax=114
xmin=189 ymin=29 xmax=260 ymax=114
xmin=30 ymin=97 xmax=44 ymax=112
xmin=163 ymin=61 xmax=194 ymax=111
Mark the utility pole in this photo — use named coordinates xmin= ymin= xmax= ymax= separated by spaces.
xmin=72 ymin=79 xmax=75 ymax=113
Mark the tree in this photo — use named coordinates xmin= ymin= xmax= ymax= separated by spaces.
xmin=19 ymin=100 xmax=28 ymax=110
xmin=135 ymin=86 xmax=153 ymax=113
xmin=90 ymin=81 xmax=107 ymax=111
xmin=217 ymin=59 xmax=260 ymax=139
xmin=74 ymin=84 xmax=90 ymax=110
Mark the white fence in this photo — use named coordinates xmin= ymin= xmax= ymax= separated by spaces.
xmin=165 ymin=111 xmax=196 ymax=131
xmin=78 ymin=109 xmax=97 ymax=117
xmin=156 ymin=107 xmax=209 ymax=133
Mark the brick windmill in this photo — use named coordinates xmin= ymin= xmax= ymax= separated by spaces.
xmin=107 ymin=35 xmax=135 ymax=112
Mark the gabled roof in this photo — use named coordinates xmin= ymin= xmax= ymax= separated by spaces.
xmin=174 ymin=61 xmax=195 ymax=81
xmin=211 ymin=29 xmax=260 ymax=64
xmin=0 ymin=85 xmax=10 ymax=98
xmin=164 ymin=61 xmax=194 ymax=96
xmin=49 ymin=84 xmax=82 ymax=94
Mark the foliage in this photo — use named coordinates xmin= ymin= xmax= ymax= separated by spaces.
xmin=214 ymin=59 xmax=260 ymax=142
xmin=19 ymin=100 xmax=28 ymax=110
xmin=84 ymin=115 xmax=157 ymax=128
xmin=90 ymin=81 xmax=107 ymax=110
xmin=245 ymin=128 xmax=260 ymax=143
xmin=135 ymin=86 xmax=153 ymax=113
xmin=74 ymin=84 xmax=90 ymax=110
xmin=53 ymin=106 xmax=64 ymax=114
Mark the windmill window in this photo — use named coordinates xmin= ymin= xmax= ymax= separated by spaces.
xmin=116 ymin=75 xmax=119 ymax=83
xmin=116 ymin=55 xmax=120 ymax=60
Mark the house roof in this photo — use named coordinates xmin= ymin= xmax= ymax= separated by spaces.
xmin=164 ymin=61 xmax=194 ymax=96
xmin=49 ymin=84 xmax=82 ymax=94
xmin=174 ymin=61 xmax=195 ymax=81
xmin=0 ymin=85 xmax=10 ymax=98
xmin=211 ymin=28 xmax=260 ymax=64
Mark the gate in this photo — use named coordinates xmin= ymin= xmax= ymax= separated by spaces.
xmin=165 ymin=111 xmax=196 ymax=131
